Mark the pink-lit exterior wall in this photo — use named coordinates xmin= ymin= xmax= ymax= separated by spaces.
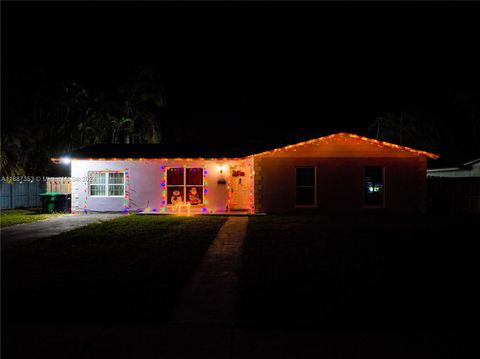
xmin=71 ymin=158 xmax=253 ymax=213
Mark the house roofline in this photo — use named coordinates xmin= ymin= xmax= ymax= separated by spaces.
xmin=427 ymin=167 xmax=460 ymax=173
xmin=463 ymin=157 xmax=480 ymax=167
xmin=51 ymin=157 xmax=245 ymax=163
xmin=246 ymin=132 xmax=440 ymax=159
xmin=51 ymin=132 xmax=440 ymax=163
xmin=427 ymin=157 xmax=480 ymax=172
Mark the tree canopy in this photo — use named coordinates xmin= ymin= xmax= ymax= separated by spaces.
xmin=1 ymin=66 xmax=166 ymax=177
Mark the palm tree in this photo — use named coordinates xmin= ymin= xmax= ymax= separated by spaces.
xmin=114 ymin=66 xmax=166 ymax=144
xmin=108 ymin=115 xmax=135 ymax=144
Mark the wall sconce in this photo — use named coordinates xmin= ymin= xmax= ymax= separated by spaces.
xmin=217 ymin=164 xmax=227 ymax=185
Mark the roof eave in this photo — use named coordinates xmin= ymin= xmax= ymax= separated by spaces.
xmin=427 ymin=167 xmax=460 ymax=173
xmin=51 ymin=157 xmax=244 ymax=163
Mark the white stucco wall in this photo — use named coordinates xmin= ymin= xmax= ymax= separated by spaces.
xmin=71 ymin=158 xmax=253 ymax=213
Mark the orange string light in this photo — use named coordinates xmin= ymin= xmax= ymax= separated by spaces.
xmin=249 ymin=132 xmax=439 ymax=159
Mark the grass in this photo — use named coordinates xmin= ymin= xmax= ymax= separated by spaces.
xmin=0 ymin=208 xmax=64 ymax=227
xmin=3 ymin=215 xmax=226 ymax=323
xmin=238 ymin=214 xmax=479 ymax=331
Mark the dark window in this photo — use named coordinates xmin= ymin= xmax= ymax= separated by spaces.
xmin=186 ymin=168 xmax=203 ymax=205
xmin=167 ymin=167 xmax=204 ymax=205
xmin=186 ymin=168 xmax=203 ymax=185
xmin=364 ymin=166 xmax=384 ymax=206
xmin=296 ymin=167 xmax=316 ymax=206
xmin=167 ymin=168 xmax=184 ymax=185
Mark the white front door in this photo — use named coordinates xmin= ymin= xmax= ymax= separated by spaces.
xmin=230 ymin=166 xmax=251 ymax=210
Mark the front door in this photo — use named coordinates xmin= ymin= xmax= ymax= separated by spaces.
xmin=230 ymin=166 xmax=251 ymax=210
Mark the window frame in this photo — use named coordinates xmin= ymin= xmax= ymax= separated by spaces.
xmin=89 ymin=171 xmax=126 ymax=198
xmin=295 ymin=166 xmax=317 ymax=208
xmin=363 ymin=166 xmax=385 ymax=208
xmin=166 ymin=167 xmax=204 ymax=205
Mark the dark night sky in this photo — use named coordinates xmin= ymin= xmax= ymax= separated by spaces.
xmin=3 ymin=1 xmax=480 ymax=161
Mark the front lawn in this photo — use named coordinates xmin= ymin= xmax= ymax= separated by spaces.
xmin=0 ymin=208 xmax=63 ymax=228
xmin=238 ymin=214 xmax=479 ymax=331
xmin=3 ymin=215 xmax=226 ymax=323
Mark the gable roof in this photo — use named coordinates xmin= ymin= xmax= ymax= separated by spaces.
xmin=252 ymin=132 xmax=439 ymax=159
xmin=51 ymin=132 xmax=439 ymax=162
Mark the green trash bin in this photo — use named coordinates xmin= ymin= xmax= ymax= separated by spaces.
xmin=40 ymin=192 xmax=58 ymax=213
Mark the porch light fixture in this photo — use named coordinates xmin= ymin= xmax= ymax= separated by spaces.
xmin=217 ymin=164 xmax=227 ymax=185
xmin=60 ymin=157 xmax=71 ymax=165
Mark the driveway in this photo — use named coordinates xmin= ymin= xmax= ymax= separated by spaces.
xmin=1 ymin=213 xmax=122 ymax=249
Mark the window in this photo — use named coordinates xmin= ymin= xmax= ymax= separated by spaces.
xmin=364 ymin=166 xmax=384 ymax=207
xmin=166 ymin=167 xmax=204 ymax=205
xmin=90 ymin=172 xmax=106 ymax=196
xmin=296 ymin=167 xmax=316 ymax=206
xmin=89 ymin=171 xmax=125 ymax=197
xmin=108 ymin=173 xmax=125 ymax=196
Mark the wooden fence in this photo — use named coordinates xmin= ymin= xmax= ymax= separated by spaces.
xmin=46 ymin=177 xmax=72 ymax=193
xmin=427 ymin=177 xmax=480 ymax=214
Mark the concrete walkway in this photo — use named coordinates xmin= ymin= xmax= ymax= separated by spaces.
xmin=1 ymin=213 xmax=122 ymax=249
xmin=4 ymin=216 xmax=250 ymax=359
xmin=164 ymin=216 xmax=249 ymax=358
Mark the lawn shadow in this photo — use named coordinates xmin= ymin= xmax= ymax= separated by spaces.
xmin=236 ymin=213 xmax=479 ymax=356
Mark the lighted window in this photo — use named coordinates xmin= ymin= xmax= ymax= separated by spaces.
xmin=296 ymin=167 xmax=316 ymax=206
xmin=89 ymin=171 xmax=125 ymax=197
xmin=364 ymin=166 xmax=384 ymax=207
xmin=166 ymin=167 xmax=203 ymax=205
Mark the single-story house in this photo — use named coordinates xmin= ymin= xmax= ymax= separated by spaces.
xmin=52 ymin=132 xmax=439 ymax=214
xmin=427 ymin=157 xmax=480 ymax=178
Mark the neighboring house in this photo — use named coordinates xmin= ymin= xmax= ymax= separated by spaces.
xmin=52 ymin=132 xmax=438 ymax=214
xmin=427 ymin=158 xmax=480 ymax=178
xmin=427 ymin=157 xmax=480 ymax=214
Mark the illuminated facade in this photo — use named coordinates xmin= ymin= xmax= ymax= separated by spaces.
xmin=54 ymin=133 xmax=438 ymax=214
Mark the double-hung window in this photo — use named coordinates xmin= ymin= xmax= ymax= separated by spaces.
xmin=167 ymin=167 xmax=204 ymax=205
xmin=89 ymin=171 xmax=125 ymax=197
xmin=364 ymin=166 xmax=384 ymax=207
xmin=296 ymin=167 xmax=316 ymax=206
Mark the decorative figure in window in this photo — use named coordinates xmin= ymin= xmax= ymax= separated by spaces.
xmin=188 ymin=187 xmax=200 ymax=205
xmin=171 ymin=189 xmax=183 ymax=205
